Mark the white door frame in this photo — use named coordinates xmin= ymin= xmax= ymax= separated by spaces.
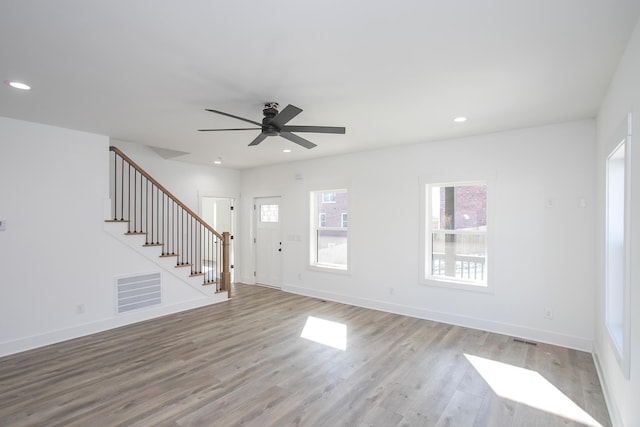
xmin=199 ymin=193 xmax=237 ymax=283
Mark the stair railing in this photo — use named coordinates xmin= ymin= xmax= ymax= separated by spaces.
xmin=108 ymin=146 xmax=231 ymax=297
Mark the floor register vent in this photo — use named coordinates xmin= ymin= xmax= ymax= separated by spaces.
xmin=116 ymin=272 xmax=162 ymax=313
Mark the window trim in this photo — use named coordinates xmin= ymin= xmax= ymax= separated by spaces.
xmin=309 ymin=188 xmax=349 ymax=272
xmin=420 ymin=179 xmax=491 ymax=292
xmin=604 ymin=113 xmax=632 ymax=379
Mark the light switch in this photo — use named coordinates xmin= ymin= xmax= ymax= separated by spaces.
xmin=0 ymin=220 xmax=5 ymax=231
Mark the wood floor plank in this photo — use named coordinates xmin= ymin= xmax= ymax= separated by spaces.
xmin=0 ymin=284 xmax=611 ymax=426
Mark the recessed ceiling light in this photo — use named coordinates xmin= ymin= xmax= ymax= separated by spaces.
xmin=453 ymin=116 xmax=467 ymax=123
xmin=213 ymin=157 xmax=222 ymax=165
xmin=283 ymin=149 xmax=292 ymax=153
xmin=5 ymin=80 xmax=31 ymax=90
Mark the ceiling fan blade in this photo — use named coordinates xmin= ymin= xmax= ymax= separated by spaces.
xmin=198 ymin=127 xmax=260 ymax=131
xmin=198 ymin=128 xmax=262 ymax=132
xmin=281 ymin=125 xmax=346 ymax=134
xmin=280 ymin=132 xmax=317 ymax=149
xmin=248 ymin=132 xmax=268 ymax=146
xmin=269 ymin=104 xmax=303 ymax=129
xmin=205 ymin=109 xmax=262 ymax=126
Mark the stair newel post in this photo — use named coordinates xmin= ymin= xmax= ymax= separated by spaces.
xmin=222 ymin=231 xmax=231 ymax=298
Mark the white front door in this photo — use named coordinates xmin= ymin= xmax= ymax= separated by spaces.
xmin=255 ymin=197 xmax=282 ymax=288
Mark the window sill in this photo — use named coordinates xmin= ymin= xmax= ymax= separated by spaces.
xmin=422 ymin=277 xmax=493 ymax=294
xmin=308 ymin=264 xmax=350 ymax=275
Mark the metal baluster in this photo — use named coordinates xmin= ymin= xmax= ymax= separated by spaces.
xmin=217 ymin=237 xmax=220 ymax=289
xmin=133 ymin=167 xmax=137 ymax=232
xmin=144 ymin=179 xmax=148 ymax=243
xmin=179 ymin=204 xmax=182 ymax=260
xmin=112 ymin=152 xmax=117 ymax=220
xmin=120 ymin=156 xmax=125 ymax=221
xmin=181 ymin=208 xmax=185 ymax=265
xmin=139 ymin=171 xmax=143 ymax=233
xmin=151 ymin=185 xmax=160 ymax=245
xmin=206 ymin=227 xmax=209 ymax=284
xmin=161 ymin=191 xmax=164 ymax=250
xmin=127 ymin=163 xmax=131 ymax=231
xmin=167 ymin=198 xmax=171 ymax=255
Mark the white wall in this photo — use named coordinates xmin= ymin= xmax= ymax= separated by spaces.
xmin=0 ymin=118 xmax=239 ymax=356
xmin=594 ymin=17 xmax=640 ymax=427
xmin=240 ymin=119 xmax=597 ymax=351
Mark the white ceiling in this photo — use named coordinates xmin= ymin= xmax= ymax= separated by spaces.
xmin=1 ymin=1 xmax=639 ymax=169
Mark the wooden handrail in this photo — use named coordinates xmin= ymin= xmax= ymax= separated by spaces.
xmin=109 ymin=146 xmax=223 ymax=240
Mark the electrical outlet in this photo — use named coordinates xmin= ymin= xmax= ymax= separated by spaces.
xmin=544 ymin=307 xmax=553 ymax=319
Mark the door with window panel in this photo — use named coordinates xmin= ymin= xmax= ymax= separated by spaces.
xmin=255 ymin=197 xmax=282 ymax=288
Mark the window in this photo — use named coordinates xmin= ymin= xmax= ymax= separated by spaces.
xmin=605 ymin=116 xmax=631 ymax=378
xmin=319 ymin=213 xmax=326 ymax=227
xmin=322 ymin=192 xmax=336 ymax=203
xmin=310 ymin=189 xmax=348 ymax=270
xmin=260 ymin=204 xmax=279 ymax=222
xmin=425 ymin=182 xmax=487 ymax=286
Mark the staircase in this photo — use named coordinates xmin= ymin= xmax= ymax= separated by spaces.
xmin=106 ymin=146 xmax=231 ymax=298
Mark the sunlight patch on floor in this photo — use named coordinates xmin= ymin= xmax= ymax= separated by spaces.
xmin=465 ymin=354 xmax=601 ymax=426
xmin=300 ymin=316 xmax=347 ymax=350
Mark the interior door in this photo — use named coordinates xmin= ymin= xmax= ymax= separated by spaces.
xmin=255 ymin=197 xmax=282 ymax=288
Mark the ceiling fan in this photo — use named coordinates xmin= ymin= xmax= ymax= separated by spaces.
xmin=199 ymin=102 xmax=346 ymax=149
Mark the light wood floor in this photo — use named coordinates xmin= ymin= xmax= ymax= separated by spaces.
xmin=0 ymin=284 xmax=610 ymax=426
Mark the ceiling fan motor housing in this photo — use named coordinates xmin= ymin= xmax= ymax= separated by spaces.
xmin=262 ymin=103 xmax=280 ymax=135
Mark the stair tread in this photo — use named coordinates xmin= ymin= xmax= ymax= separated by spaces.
xmin=159 ymin=254 xmax=178 ymax=258
xmin=175 ymin=263 xmax=193 ymax=268
xmin=125 ymin=232 xmax=147 ymax=235
xmin=143 ymin=243 xmax=163 ymax=247
xmin=105 ymin=219 xmax=129 ymax=223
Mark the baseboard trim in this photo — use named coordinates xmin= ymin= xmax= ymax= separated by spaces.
xmin=592 ymin=346 xmax=621 ymax=427
xmin=0 ymin=295 xmax=226 ymax=358
xmin=283 ymin=284 xmax=592 ymax=352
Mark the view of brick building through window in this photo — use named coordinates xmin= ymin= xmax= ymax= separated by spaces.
xmin=313 ymin=190 xmax=348 ymax=269
xmin=437 ymin=185 xmax=487 ymax=230
xmin=430 ymin=183 xmax=487 ymax=284
xmin=318 ymin=192 xmax=348 ymax=228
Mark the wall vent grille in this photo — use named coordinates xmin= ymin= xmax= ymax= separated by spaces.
xmin=116 ymin=272 xmax=161 ymax=313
